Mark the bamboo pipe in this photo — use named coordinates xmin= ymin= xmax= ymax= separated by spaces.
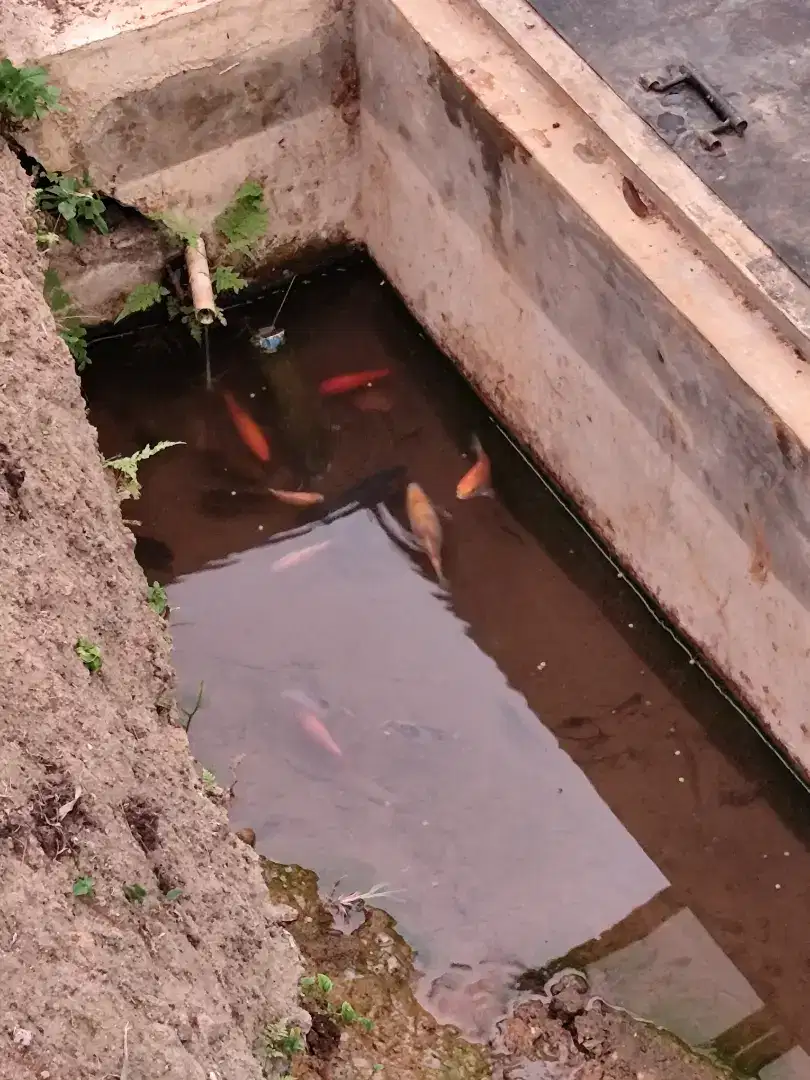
xmin=185 ymin=236 xmax=216 ymax=325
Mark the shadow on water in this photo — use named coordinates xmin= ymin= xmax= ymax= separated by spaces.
xmin=85 ymin=257 xmax=810 ymax=1080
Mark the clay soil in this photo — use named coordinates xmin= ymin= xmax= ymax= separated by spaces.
xmin=0 ymin=145 xmax=305 ymax=1080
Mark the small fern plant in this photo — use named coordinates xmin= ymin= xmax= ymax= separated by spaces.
xmin=103 ymin=441 xmax=184 ymax=500
xmin=115 ymin=264 xmax=248 ymax=342
xmin=214 ymin=180 xmax=268 ymax=254
xmin=114 ymin=282 xmax=169 ymax=323
xmin=43 ymin=269 xmax=89 ymax=371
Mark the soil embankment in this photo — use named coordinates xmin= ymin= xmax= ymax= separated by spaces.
xmin=0 ymin=144 xmax=304 ymax=1080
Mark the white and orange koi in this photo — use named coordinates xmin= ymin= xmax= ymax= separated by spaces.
xmin=405 ymin=482 xmax=447 ymax=588
xmin=299 ymin=711 xmax=343 ymax=756
xmin=271 ymin=539 xmax=331 ymax=572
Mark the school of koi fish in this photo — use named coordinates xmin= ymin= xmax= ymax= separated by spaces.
xmin=222 ymin=366 xmax=492 ymax=586
xmin=218 ymin=364 xmax=494 ymax=758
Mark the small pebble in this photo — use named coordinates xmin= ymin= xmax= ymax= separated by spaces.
xmin=537 ymin=662 xmax=546 ymax=671
xmin=775 ymin=883 xmax=782 ymax=890
xmin=249 ymin=392 xmax=255 ymax=398
xmin=234 ymin=827 xmax=256 ymax=847
xmin=785 ymin=851 xmax=790 ymax=856
xmin=628 ymin=623 xmax=634 ymax=629
xmin=674 ymin=750 xmax=681 ymax=756
xmin=230 ymin=490 xmax=236 ymax=496
xmin=678 ymin=777 xmax=685 ymax=783
xmin=258 ymin=525 xmax=264 ymax=531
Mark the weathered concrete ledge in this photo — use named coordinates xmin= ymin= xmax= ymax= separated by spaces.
xmin=17 ymin=0 xmax=360 ymax=322
xmin=6 ymin=0 xmax=810 ymax=772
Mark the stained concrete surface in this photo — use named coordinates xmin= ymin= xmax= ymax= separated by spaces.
xmin=523 ymin=0 xmax=810 ymax=288
xmin=357 ymin=0 xmax=810 ymax=773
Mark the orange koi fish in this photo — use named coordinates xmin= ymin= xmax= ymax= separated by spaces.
xmin=271 ymin=539 xmax=331 ymax=572
xmin=223 ymin=390 xmax=270 ymax=463
xmin=319 ymin=370 xmax=391 ymax=396
xmin=405 ymin=482 xmax=447 ymax=588
xmin=456 ymin=436 xmax=492 ymax=500
xmin=299 ymin=712 xmax=342 ymax=756
xmin=268 ymin=488 xmax=325 ymax=507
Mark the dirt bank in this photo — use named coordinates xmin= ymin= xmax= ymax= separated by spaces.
xmin=0 ymin=144 xmax=305 ymax=1079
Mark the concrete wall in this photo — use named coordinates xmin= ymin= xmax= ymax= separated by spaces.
xmin=356 ymin=0 xmax=810 ymax=772
xmin=24 ymin=0 xmax=360 ymax=318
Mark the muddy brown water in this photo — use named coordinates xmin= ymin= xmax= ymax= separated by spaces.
xmin=86 ymin=258 xmax=810 ymax=1078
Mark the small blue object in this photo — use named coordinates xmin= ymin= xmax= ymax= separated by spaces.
xmin=254 ymin=327 xmax=286 ymax=354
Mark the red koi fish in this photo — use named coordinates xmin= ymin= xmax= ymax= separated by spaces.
xmin=223 ymin=391 xmax=271 ymax=463
xmin=299 ymin=712 xmax=343 ymax=756
xmin=319 ymin=370 xmax=391 ymax=396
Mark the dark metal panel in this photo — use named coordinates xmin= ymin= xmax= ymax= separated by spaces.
xmin=524 ymin=0 xmax=810 ymax=287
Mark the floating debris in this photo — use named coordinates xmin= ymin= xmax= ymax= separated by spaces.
xmin=254 ymin=327 xmax=286 ymax=354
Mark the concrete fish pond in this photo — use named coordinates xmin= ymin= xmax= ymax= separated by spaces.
xmin=4 ymin=0 xmax=810 ymax=1073
xmin=81 ymin=262 xmax=810 ymax=1080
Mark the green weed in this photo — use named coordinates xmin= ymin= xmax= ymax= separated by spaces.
xmin=164 ymin=887 xmax=183 ymax=902
xmin=43 ymin=268 xmax=89 ymax=370
xmin=72 ymin=875 xmax=95 ymax=898
xmin=201 ymin=767 xmax=218 ymax=793
xmin=153 ymin=212 xmax=199 ymax=247
xmin=0 ymin=59 xmax=63 ymax=125
xmin=165 ymin=295 xmax=203 ymax=344
xmin=115 ymin=282 xmax=169 ymax=323
xmin=146 ymin=581 xmax=169 ymax=616
xmin=212 ymin=265 xmax=248 ymax=295
xmin=258 ymin=1020 xmax=306 ymax=1068
xmin=300 ymin=974 xmax=374 ymax=1032
xmin=301 ymin=973 xmax=334 ymax=996
xmin=123 ymin=883 xmax=147 ymax=904
xmin=36 ymin=170 xmax=108 ymax=244
xmin=214 ymin=180 xmax=268 ymax=254
xmin=103 ymin=440 xmax=183 ymax=500
xmin=59 ymin=323 xmax=89 ymax=370
xmin=75 ymin=637 xmax=102 ymax=673
xmin=36 ymin=230 xmax=60 ymax=249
